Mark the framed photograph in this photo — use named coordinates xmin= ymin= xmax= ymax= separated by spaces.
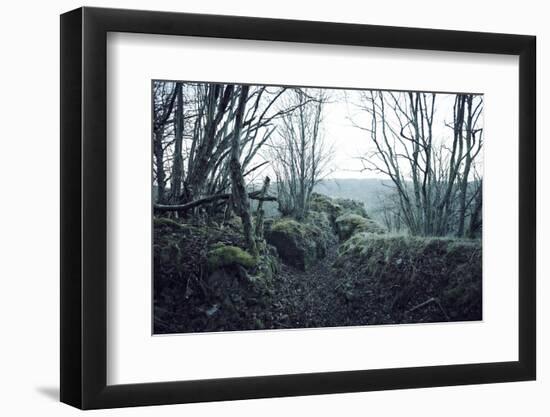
xmin=60 ymin=6 xmax=536 ymax=409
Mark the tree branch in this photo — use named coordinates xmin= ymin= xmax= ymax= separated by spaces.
xmin=153 ymin=191 xmax=276 ymax=213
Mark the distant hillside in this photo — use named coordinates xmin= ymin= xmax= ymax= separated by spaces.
xmin=314 ymin=178 xmax=395 ymax=213
xmin=259 ymin=178 xmax=395 ymax=220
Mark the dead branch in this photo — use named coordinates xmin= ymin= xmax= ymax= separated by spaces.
xmin=154 ymin=190 xmax=276 ymax=213
xmin=406 ymin=297 xmax=450 ymax=321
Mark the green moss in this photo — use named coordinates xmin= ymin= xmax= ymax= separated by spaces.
xmin=334 ymin=197 xmax=368 ymax=217
xmin=223 ymin=216 xmax=243 ymax=231
xmin=333 ymin=233 xmax=482 ymax=321
xmin=270 ymin=218 xmax=306 ymax=236
xmin=309 ymin=193 xmax=343 ymax=222
xmin=335 ymin=213 xmax=385 ymax=241
xmin=153 ymin=217 xmax=208 ymax=238
xmin=309 ymin=193 xmax=337 ymax=212
xmin=207 ymin=245 xmax=257 ymax=270
xmin=154 ymin=217 xmax=186 ymax=229
xmin=336 ymin=212 xmax=365 ymax=224
xmin=338 ymin=233 xmax=480 ymax=278
xmin=337 ymin=231 xmax=368 ymax=255
xmin=306 ymin=210 xmax=331 ymax=229
xmin=266 ymin=217 xmax=328 ymax=271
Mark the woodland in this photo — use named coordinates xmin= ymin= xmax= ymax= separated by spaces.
xmin=152 ymin=81 xmax=483 ymax=334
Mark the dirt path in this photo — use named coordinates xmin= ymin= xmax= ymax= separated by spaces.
xmin=268 ymin=243 xmax=350 ymax=329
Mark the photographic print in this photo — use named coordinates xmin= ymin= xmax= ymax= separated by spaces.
xmin=152 ymin=81 xmax=483 ymax=335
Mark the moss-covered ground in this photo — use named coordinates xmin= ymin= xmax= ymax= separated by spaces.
xmin=153 ymin=193 xmax=482 ymax=334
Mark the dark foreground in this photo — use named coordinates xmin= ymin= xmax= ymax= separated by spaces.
xmin=153 ymin=194 xmax=482 ymax=334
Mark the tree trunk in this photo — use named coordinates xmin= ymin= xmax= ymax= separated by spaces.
xmin=153 ymin=129 xmax=166 ymax=204
xmin=186 ymin=84 xmax=234 ymax=202
xmin=170 ymin=83 xmax=184 ymax=203
xmin=468 ymin=181 xmax=483 ymax=238
xmin=229 ymin=85 xmax=258 ymax=256
xmin=457 ymin=95 xmax=473 ymax=237
xmin=254 ymin=176 xmax=271 ymax=237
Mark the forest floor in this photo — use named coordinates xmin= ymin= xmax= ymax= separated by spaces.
xmin=267 ymin=242 xmax=348 ymax=329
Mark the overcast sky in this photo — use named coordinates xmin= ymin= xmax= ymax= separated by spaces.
xmin=255 ymin=90 xmax=482 ymax=181
xmin=323 ymin=92 xmax=459 ymax=179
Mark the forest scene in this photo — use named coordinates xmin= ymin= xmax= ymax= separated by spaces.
xmin=152 ymin=80 xmax=483 ymax=334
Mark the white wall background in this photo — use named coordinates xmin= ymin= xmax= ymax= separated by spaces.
xmin=0 ymin=0 xmax=545 ymax=415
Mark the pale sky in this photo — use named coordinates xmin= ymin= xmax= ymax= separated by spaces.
xmin=254 ymin=90 xmax=482 ymax=182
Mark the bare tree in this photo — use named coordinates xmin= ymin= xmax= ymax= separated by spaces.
xmin=375 ymin=191 xmax=403 ymax=233
xmin=352 ymin=91 xmax=483 ymax=237
xmin=170 ymin=82 xmax=184 ymax=203
xmin=455 ymin=95 xmax=483 ymax=236
xmin=269 ymin=89 xmax=332 ymax=219
xmin=152 ymin=81 xmax=177 ymax=204
xmin=225 ymin=85 xmax=257 ymax=256
xmin=467 ymin=178 xmax=483 ymax=238
xmin=152 ymin=83 xmax=289 ymax=213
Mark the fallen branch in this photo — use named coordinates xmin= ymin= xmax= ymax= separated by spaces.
xmin=154 ymin=191 xmax=276 ymax=213
xmin=406 ymin=297 xmax=450 ymax=321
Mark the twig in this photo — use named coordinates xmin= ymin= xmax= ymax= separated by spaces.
xmin=406 ymin=297 xmax=450 ymax=321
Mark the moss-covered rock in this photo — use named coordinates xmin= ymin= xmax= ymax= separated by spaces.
xmin=306 ymin=210 xmax=331 ymax=230
xmin=222 ymin=215 xmax=243 ymax=232
xmin=309 ymin=193 xmax=373 ymax=232
xmin=270 ymin=218 xmax=304 ymax=236
xmin=265 ymin=218 xmax=327 ymax=271
xmin=334 ymin=212 xmax=386 ymax=241
xmin=309 ymin=193 xmax=343 ymax=224
xmin=306 ymin=210 xmax=337 ymax=249
xmin=333 ymin=197 xmax=368 ymax=217
xmin=207 ymin=244 xmax=257 ymax=270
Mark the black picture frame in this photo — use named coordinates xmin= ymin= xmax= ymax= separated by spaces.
xmin=60 ymin=6 xmax=536 ymax=410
